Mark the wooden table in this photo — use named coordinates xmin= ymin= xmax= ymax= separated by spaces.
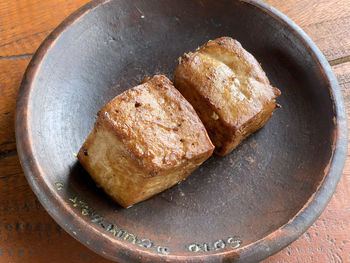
xmin=0 ymin=0 xmax=349 ymax=262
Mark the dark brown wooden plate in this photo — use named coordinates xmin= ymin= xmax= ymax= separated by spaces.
xmin=15 ymin=0 xmax=347 ymax=262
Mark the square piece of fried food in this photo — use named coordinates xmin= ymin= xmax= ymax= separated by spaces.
xmin=174 ymin=37 xmax=281 ymax=156
xmin=78 ymin=75 xmax=214 ymax=207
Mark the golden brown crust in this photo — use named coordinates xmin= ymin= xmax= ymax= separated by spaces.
xmin=100 ymin=75 xmax=214 ymax=171
xmin=78 ymin=75 xmax=214 ymax=207
xmin=174 ymin=37 xmax=281 ymax=155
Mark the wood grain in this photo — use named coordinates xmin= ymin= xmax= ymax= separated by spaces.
xmin=0 ymin=0 xmax=349 ymax=262
xmin=0 ymin=58 xmax=30 ymax=153
xmin=0 ymin=0 xmax=90 ymax=57
xmin=264 ymin=0 xmax=350 ymax=62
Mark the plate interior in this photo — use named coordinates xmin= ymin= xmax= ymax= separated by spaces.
xmin=27 ymin=0 xmax=335 ymax=257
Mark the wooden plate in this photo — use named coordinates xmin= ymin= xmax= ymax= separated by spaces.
xmin=15 ymin=0 xmax=348 ymax=262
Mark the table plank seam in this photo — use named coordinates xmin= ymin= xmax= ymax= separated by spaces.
xmin=0 ymin=149 xmax=17 ymax=161
xmin=329 ymin=55 xmax=350 ymax=66
xmin=0 ymin=54 xmax=33 ymax=61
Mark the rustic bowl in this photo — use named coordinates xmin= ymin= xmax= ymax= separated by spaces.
xmin=15 ymin=0 xmax=347 ymax=262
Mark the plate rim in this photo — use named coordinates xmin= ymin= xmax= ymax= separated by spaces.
xmin=15 ymin=0 xmax=348 ymax=262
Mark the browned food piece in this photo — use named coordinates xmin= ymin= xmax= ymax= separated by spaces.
xmin=174 ymin=37 xmax=281 ymax=156
xmin=78 ymin=75 xmax=214 ymax=207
